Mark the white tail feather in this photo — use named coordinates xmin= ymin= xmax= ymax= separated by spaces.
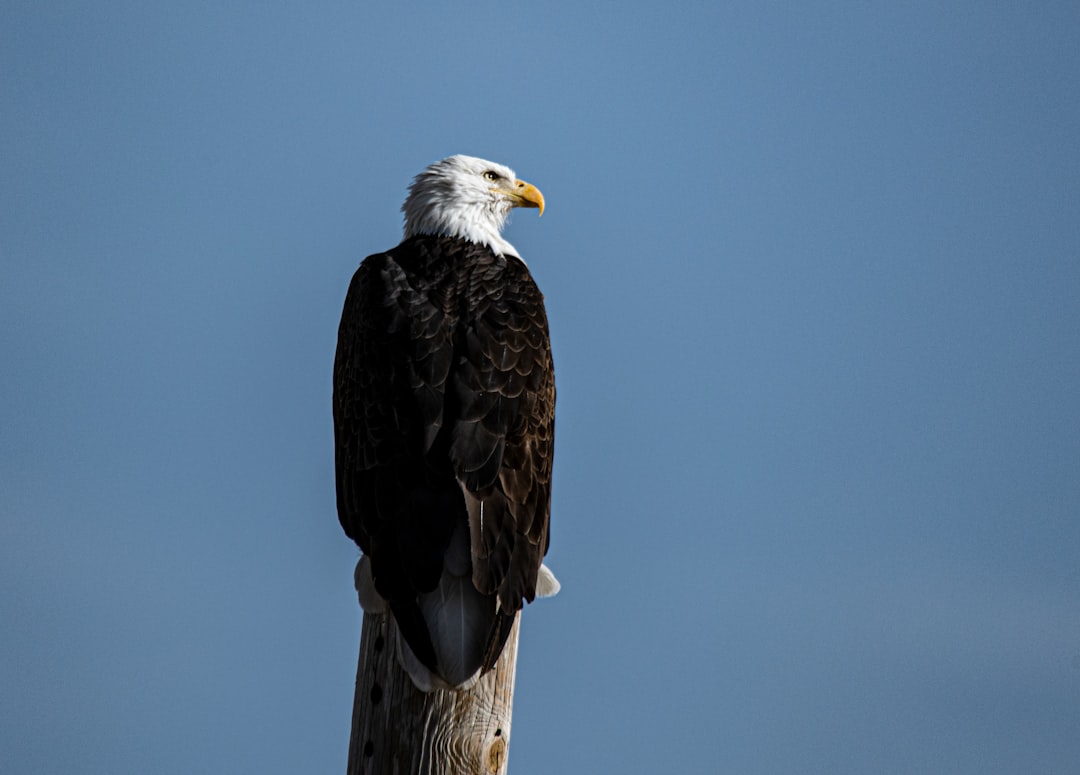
xmin=353 ymin=528 xmax=559 ymax=692
xmin=418 ymin=521 xmax=492 ymax=688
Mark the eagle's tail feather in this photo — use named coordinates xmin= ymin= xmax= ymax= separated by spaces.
xmin=416 ymin=520 xmax=493 ymax=689
xmin=353 ymin=528 xmax=543 ymax=691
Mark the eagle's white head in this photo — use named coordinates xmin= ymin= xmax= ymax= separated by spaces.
xmin=402 ymin=155 xmax=545 ymax=258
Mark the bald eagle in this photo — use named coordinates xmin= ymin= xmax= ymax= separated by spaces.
xmin=333 ymin=155 xmax=559 ymax=691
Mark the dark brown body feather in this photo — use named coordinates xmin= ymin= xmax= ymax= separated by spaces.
xmin=333 ymin=234 xmax=554 ymax=679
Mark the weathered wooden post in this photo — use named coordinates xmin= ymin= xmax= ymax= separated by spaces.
xmin=346 ymin=609 xmax=522 ymax=775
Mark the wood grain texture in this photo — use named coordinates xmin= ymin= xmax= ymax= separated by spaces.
xmin=347 ymin=611 xmax=521 ymax=775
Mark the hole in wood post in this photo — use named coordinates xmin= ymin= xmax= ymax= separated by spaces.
xmin=363 ymin=741 xmax=374 ymax=758
xmin=374 ymin=635 xmax=384 ymax=652
xmin=487 ymin=737 xmax=506 ymax=773
xmin=370 ymin=683 xmax=383 ymax=704
xmin=494 ymin=728 xmax=502 ymax=737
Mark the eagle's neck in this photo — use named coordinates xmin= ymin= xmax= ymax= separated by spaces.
xmin=402 ymin=196 xmax=519 ymax=258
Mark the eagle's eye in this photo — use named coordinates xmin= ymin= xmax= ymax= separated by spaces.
xmin=482 ymin=170 xmax=501 ymax=182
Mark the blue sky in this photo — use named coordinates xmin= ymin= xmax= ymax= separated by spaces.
xmin=3 ymin=3 xmax=1079 ymax=773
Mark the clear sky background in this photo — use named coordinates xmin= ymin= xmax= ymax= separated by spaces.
xmin=3 ymin=3 xmax=1079 ymax=773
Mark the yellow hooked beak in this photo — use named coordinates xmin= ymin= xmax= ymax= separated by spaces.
xmin=508 ymin=179 xmax=545 ymax=216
